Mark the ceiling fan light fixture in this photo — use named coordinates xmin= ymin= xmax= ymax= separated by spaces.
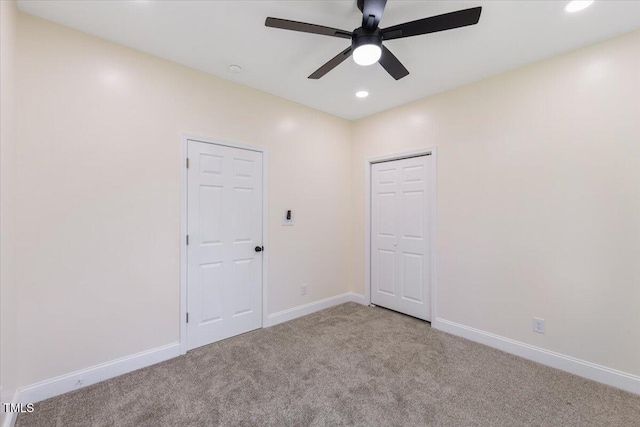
xmin=565 ymin=1 xmax=594 ymax=13
xmin=353 ymin=44 xmax=382 ymax=66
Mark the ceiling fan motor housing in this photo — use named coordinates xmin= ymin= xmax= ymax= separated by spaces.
xmin=352 ymin=27 xmax=383 ymax=51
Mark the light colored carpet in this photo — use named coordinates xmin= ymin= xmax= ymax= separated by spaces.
xmin=17 ymin=302 xmax=640 ymax=426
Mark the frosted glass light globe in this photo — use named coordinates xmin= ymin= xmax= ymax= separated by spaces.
xmin=353 ymin=44 xmax=382 ymax=66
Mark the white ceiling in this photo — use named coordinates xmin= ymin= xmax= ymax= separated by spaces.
xmin=17 ymin=0 xmax=640 ymax=120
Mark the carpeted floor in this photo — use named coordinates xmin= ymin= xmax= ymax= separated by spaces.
xmin=17 ymin=303 xmax=640 ymax=426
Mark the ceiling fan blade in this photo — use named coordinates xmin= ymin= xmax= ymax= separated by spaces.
xmin=382 ymin=6 xmax=482 ymax=40
xmin=308 ymin=47 xmax=353 ymax=79
xmin=359 ymin=0 xmax=388 ymax=30
xmin=265 ymin=17 xmax=352 ymax=39
xmin=378 ymin=45 xmax=409 ymax=80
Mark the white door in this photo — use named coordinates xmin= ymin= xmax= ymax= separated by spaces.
xmin=187 ymin=140 xmax=263 ymax=350
xmin=371 ymin=155 xmax=433 ymax=321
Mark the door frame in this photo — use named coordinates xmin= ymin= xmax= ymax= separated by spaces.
xmin=180 ymin=134 xmax=268 ymax=355
xmin=364 ymin=147 xmax=437 ymax=321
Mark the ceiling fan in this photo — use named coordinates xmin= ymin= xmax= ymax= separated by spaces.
xmin=265 ymin=0 xmax=482 ymax=80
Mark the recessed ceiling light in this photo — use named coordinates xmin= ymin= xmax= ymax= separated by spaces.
xmin=565 ymin=1 xmax=594 ymax=13
xmin=228 ymin=64 xmax=242 ymax=74
xmin=355 ymin=91 xmax=369 ymax=98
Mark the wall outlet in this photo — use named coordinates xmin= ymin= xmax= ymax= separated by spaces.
xmin=533 ymin=317 xmax=545 ymax=334
xmin=301 ymin=284 xmax=307 ymax=296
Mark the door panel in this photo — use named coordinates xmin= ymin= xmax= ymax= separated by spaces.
xmin=187 ymin=141 xmax=263 ymax=350
xmin=402 ymin=190 xmax=424 ymax=239
xmin=371 ymin=155 xmax=432 ymax=321
xmin=402 ymin=252 xmax=423 ymax=302
xmin=376 ymin=249 xmax=397 ymax=296
xmin=199 ymin=185 xmax=223 ymax=244
xmin=200 ymin=262 xmax=223 ymax=323
xmin=377 ymin=192 xmax=397 ymax=236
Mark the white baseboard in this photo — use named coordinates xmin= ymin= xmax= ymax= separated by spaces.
xmin=345 ymin=292 xmax=366 ymax=305
xmin=432 ymin=318 xmax=640 ymax=395
xmin=10 ymin=295 xmax=367 ymax=408
xmin=264 ymin=292 xmax=366 ymax=327
xmin=1 ymin=389 xmax=19 ymax=427
xmin=16 ymin=342 xmax=180 ymax=405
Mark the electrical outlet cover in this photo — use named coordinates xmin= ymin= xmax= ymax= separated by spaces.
xmin=533 ymin=317 xmax=545 ymax=334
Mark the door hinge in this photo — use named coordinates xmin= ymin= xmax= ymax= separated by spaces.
xmin=186 ymin=235 xmax=189 ymax=245
xmin=186 ymin=158 xmax=190 ymax=168
xmin=186 ymin=312 xmax=189 ymax=323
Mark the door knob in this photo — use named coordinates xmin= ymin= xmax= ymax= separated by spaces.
xmin=255 ymin=246 xmax=264 ymax=252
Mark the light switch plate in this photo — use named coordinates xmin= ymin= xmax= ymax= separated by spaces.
xmin=282 ymin=211 xmax=294 ymax=226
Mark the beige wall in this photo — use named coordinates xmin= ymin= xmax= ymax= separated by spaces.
xmin=1 ymin=0 xmax=19 ymax=414
xmin=7 ymin=9 xmax=639 ymax=394
xmin=15 ymin=13 xmax=352 ymax=386
xmin=351 ymin=30 xmax=640 ymax=376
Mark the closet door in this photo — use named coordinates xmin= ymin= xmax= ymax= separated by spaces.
xmin=371 ymin=155 xmax=432 ymax=321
